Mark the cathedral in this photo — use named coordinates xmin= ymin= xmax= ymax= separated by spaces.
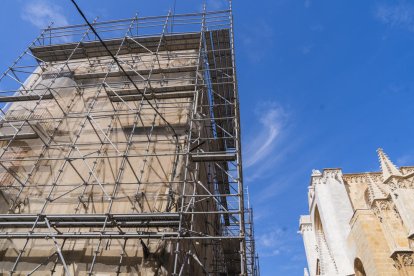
xmin=299 ymin=149 xmax=414 ymax=276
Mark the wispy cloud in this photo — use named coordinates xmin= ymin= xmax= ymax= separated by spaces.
xmin=310 ymin=24 xmax=324 ymax=32
xmin=21 ymin=0 xmax=69 ymax=29
xmin=256 ymin=173 xmax=297 ymax=203
xmin=375 ymin=2 xmax=414 ymax=31
xmin=304 ymin=0 xmax=311 ymax=8
xmin=257 ymin=225 xmax=305 ymax=261
xmin=300 ymin=44 xmax=313 ymax=55
xmin=207 ymin=0 xmax=228 ymax=10
xmin=397 ymin=152 xmax=414 ymax=166
xmin=250 ymin=143 xmax=323 ymax=203
xmin=244 ymin=102 xmax=287 ymax=168
xmin=240 ymin=20 xmax=275 ymax=63
xmin=257 ymin=227 xmax=286 ymax=257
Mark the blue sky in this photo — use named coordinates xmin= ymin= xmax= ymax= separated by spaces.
xmin=1 ymin=0 xmax=414 ymax=275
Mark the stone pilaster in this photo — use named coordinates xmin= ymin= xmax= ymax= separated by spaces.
xmin=299 ymin=215 xmax=317 ymax=276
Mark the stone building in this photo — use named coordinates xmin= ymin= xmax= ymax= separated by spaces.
xmin=0 ymin=8 xmax=258 ymax=276
xmin=299 ymin=149 xmax=414 ymax=276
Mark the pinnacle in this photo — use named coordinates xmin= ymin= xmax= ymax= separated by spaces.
xmin=366 ymin=173 xmax=388 ymax=202
xmin=377 ymin=148 xmax=402 ymax=182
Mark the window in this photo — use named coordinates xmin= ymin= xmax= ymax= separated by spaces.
xmin=354 ymin=258 xmax=366 ymax=276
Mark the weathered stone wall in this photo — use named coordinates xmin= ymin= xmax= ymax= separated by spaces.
xmin=0 ymin=48 xmax=219 ymax=275
xmin=348 ymin=209 xmax=399 ymax=276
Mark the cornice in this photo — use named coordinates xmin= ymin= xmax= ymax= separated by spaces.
xmin=310 ymin=168 xmax=342 ymax=186
xmin=342 ymin=172 xmax=382 ymax=184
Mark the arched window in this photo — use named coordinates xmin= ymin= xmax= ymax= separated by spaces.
xmin=354 ymin=258 xmax=366 ymax=276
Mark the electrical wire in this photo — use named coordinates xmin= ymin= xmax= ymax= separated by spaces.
xmin=69 ymin=0 xmax=178 ymax=138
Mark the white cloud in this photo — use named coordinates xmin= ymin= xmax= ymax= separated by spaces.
xmin=397 ymin=153 xmax=414 ymax=166
xmin=21 ymin=0 xmax=69 ymax=29
xmin=208 ymin=0 xmax=227 ymax=10
xmin=301 ymin=44 xmax=313 ymax=55
xmin=250 ymin=145 xmax=323 ymax=203
xmin=244 ymin=102 xmax=287 ymax=168
xmin=256 ymin=226 xmax=302 ymax=258
xmin=375 ymin=2 xmax=414 ymax=31
xmin=257 ymin=227 xmax=285 ymax=257
xmin=258 ymin=227 xmax=284 ymax=248
xmin=255 ymin=174 xmax=295 ymax=203
xmin=310 ymin=24 xmax=324 ymax=32
xmin=240 ymin=20 xmax=274 ymax=63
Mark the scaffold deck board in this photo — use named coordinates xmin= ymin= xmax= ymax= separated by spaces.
xmin=0 ymin=93 xmax=54 ymax=102
xmin=30 ymin=33 xmax=202 ymax=62
xmin=109 ymin=90 xmax=194 ymax=101
xmin=0 ymin=213 xmax=181 ymax=228
xmin=0 ymin=132 xmax=38 ymax=141
xmin=74 ymin=66 xmax=197 ymax=80
xmin=190 ymin=152 xmax=237 ymax=162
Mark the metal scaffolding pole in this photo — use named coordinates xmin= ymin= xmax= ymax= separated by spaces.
xmin=0 ymin=4 xmax=259 ymax=275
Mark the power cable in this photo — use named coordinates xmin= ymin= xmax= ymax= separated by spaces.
xmin=69 ymin=0 xmax=178 ymax=138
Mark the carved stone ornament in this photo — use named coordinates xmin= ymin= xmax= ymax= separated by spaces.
xmin=388 ymin=179 xmax=414 ymax=191
xmin=372 ymin=206 xmax=382 ymax=221
xmin=377 ymin=200 xmax=390 ymax=211
xmin=402 ymin=167 xmax=414 ymax=175
xmin=393 ymin=205 xmax=403 ymax=221
xmin=389 ymin=181 xmax=399 ymax=191
xmin=300 ymin=223 xmax=312 ymax=233
xmin=393 ymin=252 xmax=414 ymax=269
xmin=403 ymin=254 xmax=414 ymax=266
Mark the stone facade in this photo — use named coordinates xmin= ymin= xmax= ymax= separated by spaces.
xmin=0 ymin=13 xmax=254 ymax=274
xmin=299 ymin=149 xmax=414 ymax=276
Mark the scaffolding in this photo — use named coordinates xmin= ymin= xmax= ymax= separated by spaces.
xmin=0 ymin=4 xmax=258 ymax=276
